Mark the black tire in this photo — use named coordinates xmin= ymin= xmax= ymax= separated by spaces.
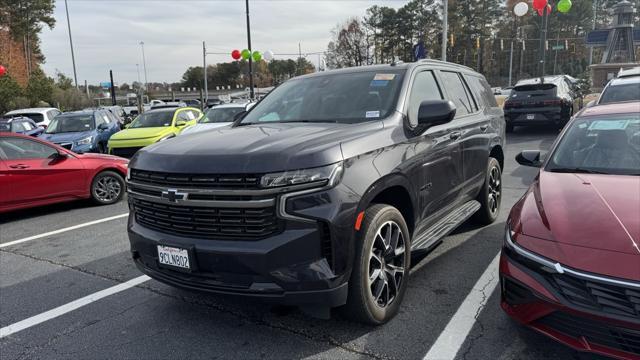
xmin=474 ymin=157 xmax=502 ymax=225
xmin=343 ymin=204 xmax=411 ymax=325
xmin=90 ymin=170 xmax=125 ymax=205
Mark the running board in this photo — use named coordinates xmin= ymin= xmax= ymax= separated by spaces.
xmin=411 ymin=200 xmax=481 ymax=251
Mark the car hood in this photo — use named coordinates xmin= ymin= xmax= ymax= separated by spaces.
xmin=40 ymin=131 xmax=93 ymax=143
xmin=181 ymin=122 xmax=231 ymax=135
xmin=132 ymin=122 xmax=382 ymax=173
xmin=514 ymin=171 xmax=640 ymax=255
xmin=109 ymin=127 xmax=171 ymax=141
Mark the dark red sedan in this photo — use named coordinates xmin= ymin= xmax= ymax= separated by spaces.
xmin=0 ymin=132 xmax=129 ymax=213
xmin=500 ymin=102 xmax=640 ymax=359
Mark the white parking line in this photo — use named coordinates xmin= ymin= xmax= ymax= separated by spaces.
xmin=423 ymin=253 xmax=501 ymax=360
xmin=0 ymin=275 xmax=150 ymax=338
xmin=0 ymin=213 xmax=129 ymax=249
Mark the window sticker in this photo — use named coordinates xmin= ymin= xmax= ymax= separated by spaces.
xmin=373 ymin=74 xmax=396 ymax=81
xmin=588 ymin=120 xmax=629 ymax=130
xmin=366 ymin=111 xmax=380 ymax=118
xmin=370 ymin=80 xmax=389 ymax=87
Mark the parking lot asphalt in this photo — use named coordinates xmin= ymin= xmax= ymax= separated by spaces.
xmin=0 ymin=127 xmax=608 ymax=360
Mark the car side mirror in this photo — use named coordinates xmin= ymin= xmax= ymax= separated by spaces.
xmin=516 ymin=150 xmax=543 ymax=167
xmin=49 ymin=150 xmax=68 ymax=162
xmin=176 ymin=120 xmax=187 ymax=127
xmin=98 ymin=123 xmax=109 ymax=130
xmin=417 ymin=100 xmax=456 ymax=128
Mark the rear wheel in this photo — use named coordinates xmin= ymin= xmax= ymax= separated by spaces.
xmin=91 ymin=171 xmax=124 ymax=205
xmin=474 ymin=157 xmax=502 ymax=225
xmin=344 ymin=204 xmax=411 ymax=325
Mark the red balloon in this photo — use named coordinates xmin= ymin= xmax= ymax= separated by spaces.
xmin=532 ymin=0 xmax=547 ymax=10
xmin=0 ymin=65 xmax=6 ymax=77
xmin=537 ymin=4 xmax=552 ymax=15
xmin=231 ymin=50 xmax=241 ymax=60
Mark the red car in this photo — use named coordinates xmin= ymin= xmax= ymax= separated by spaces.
xmin=500 ymin=102 xmax=640 ymax=359
xmin=0 ymin=132 xmax=129 ymax=213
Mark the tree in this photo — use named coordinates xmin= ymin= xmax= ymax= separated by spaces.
xmin=181 ymin=66 xmax=204 ymax=89
xmin=55 ymin=70 xmax=73 ymax=90
xmin=295 ymin=58 xmax=315 ymax=76
xmin=0 ymin=74 xmax=24 ymax=113
xmin=119 ymin=83 xmax=130 ymax=91
xmin=326 ymin=18 xmax=371 ymax=69
xmin=26 ymin=68 xmax=53 ymax=106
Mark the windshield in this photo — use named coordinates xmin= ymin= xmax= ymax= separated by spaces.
xmin=45 ymin=115 xmax=94 ymax=133
xmin=6 ymin=113 xmax=44 ymax=123
xmin=201 ymin=107 xmax=244 ymax=124
xmin=130 ymin=111 xmax=174 ymax=128
xmin=240 ymin=70 xmax=405 ymax=125
xmin=547 ymin=115 xmax=640 ymax=175
xmin=599 ymin=83 xmax=640 ymax=104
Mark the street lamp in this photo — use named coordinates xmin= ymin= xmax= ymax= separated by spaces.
xmin=64 ymin=0 xmax=79 ymax=90
xmin=245 ymin=0 xmax=255 ymax=99
xmin=140 ymin=41 xmax=149 ymax=91
xmin=442 ymin=0 xmax=448 ymax=61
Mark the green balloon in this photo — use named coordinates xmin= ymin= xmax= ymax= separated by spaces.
xmin=252 ymin=51 xmax=262 ymax=62
xmin=241 ymin=49 xmax=251 ymax=60
xmin=557 ymin=0 xmax=571 ymax=13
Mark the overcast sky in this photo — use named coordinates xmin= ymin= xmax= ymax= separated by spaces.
xmin=40 ymin=0 xmax=405 ymax=85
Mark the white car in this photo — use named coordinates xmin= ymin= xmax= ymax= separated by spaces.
xmin=180 ymin=102 xmax=254 ymax=135
xmin=3 ymin=107 xmax=61 ymax=128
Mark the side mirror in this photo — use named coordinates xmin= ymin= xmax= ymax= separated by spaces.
xmin=417 ymin=100 xmax=456 ymax=128
xmin=516 ymin=150 xmax=543 ymax=167
xmin=233 ymin=111 xmax=247 ymax=122
xmin=98 ymin=123 xmax=109 ymax=130
xmin=50 ymin=150 xmax=68 ymax=162
xmin=175 ymin=120 xmax=187 ymax=127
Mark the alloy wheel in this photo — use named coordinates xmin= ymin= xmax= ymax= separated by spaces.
xmin=487 ymin=165 xmax=501 ymax=214
xmin=367 ymin=221 xmax=406 ymax=308
xmin=94 ymin=176 xmax=122 ymax=202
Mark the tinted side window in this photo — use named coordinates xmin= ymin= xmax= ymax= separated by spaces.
xmin=466 ymin=75 xmax=498 ymax=108
xmin=440 ymin=71 xmax=475 ymax=116
xmin=95 ymin=113 xmax=107 ymax=126
xmin=408 ymin=70 xmax=443 ymax=125
xmin=0 ymin=138 xmax=58 ymax=159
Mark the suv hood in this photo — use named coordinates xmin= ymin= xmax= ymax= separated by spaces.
xmin=516 ymin=171 xmax=640 ymax=255
xmin=132 ymin=122 xmax=382 ymax=173
xmin=110 ymin=127 xmax=170 ymax=141
xmin=40 ymin=131 xmax=93 ymax=143
xmin=181 ymin=122 xmax=231 ymax=135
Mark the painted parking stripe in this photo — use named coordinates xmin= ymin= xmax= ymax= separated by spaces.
xmin=423 ymin=253 xmax=500 ymax=360
xmin=0 ymin=275 xmax=150 ymax=338
xmin=0 ymin=213 xmax=129 ymax=248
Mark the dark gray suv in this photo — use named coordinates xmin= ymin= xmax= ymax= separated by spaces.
xmin=125 ymin=60 xmax=505 ymax=324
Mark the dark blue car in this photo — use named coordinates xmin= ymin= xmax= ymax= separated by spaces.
xmin=38 ymin=109 xmax=120 ymax=153
xmin=0 ymin=116 xmax=45 ymax=137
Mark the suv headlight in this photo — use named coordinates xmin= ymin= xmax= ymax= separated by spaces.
xmin=76 ymin=136 xmax=93 ymax=145
xmin=260 ymin=162 xmax=343 ymax=188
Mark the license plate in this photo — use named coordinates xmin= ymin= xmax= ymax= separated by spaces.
xmin=526 ymin=114 xmax=535 ymax=120
xmin=157 ymin=245 xmax=190 ymax=270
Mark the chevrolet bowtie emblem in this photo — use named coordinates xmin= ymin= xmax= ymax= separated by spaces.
xmin=161 ymin=189 xmax=187 ymax=202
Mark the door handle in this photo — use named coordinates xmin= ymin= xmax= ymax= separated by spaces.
xmin=479 ymin=124 xmax=489 ymax=132
xmin=9 ymin=164 xmax=29 ymax=169
xmin=449 ymin=131 xmax=461 ymax=140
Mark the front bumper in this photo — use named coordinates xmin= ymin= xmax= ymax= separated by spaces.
xmin=500 ymin=246 xmax=640 ymax=359
xmin=127 ymin=181 xmax=357 ymax=307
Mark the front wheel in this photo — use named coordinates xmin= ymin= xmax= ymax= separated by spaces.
xmin=344 ymin=204 xmax=411 ymax=325
xmin=474 ymin=157 xmax=502 ymax=225
xmin=91 ymin=170 xmax=125 ymax=205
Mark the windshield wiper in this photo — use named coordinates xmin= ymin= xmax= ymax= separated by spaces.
xmin=548 ymin=167 xmax=608 ymax=174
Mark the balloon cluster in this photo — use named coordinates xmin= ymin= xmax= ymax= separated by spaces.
xmin=0 ymin=65 xmax=6 ymax=77
xmin=231 ymin=49 xmax=274 ymax=62
xmin=513 ymin=0 xmax=571 ymax=16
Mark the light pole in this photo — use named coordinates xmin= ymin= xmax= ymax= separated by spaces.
xmin=203 ymin=41 xmax=208 ymax=104
xmin=140 ymin=41 xmax=149 ymax=91
xmin=442 ymin=0 xmax=448 ymax=61
xmin=245 ymin=0 xmax=255 ymax=99
xmin=589 ymin=0 xmax=598 ymax=65
xmin=64 ymin=0 xmax=78 ymax=90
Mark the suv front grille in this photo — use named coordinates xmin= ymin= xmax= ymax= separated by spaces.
xmin=536 ymin=311 xmax=640 ymax=355
xmin=131 ymin=198 xmax=279 ymax=240
xmin=111 ymin=147 xmax=143 ymax=158
xmin=130 ymin=169 xmax=262 ymax=189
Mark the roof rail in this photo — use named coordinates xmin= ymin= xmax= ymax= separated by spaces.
xmin=418 ymin=58 xmax=475 ymax=72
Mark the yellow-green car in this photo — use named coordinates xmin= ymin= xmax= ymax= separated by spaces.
xmin=108 ymin=107 xmax=202 ymax=157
